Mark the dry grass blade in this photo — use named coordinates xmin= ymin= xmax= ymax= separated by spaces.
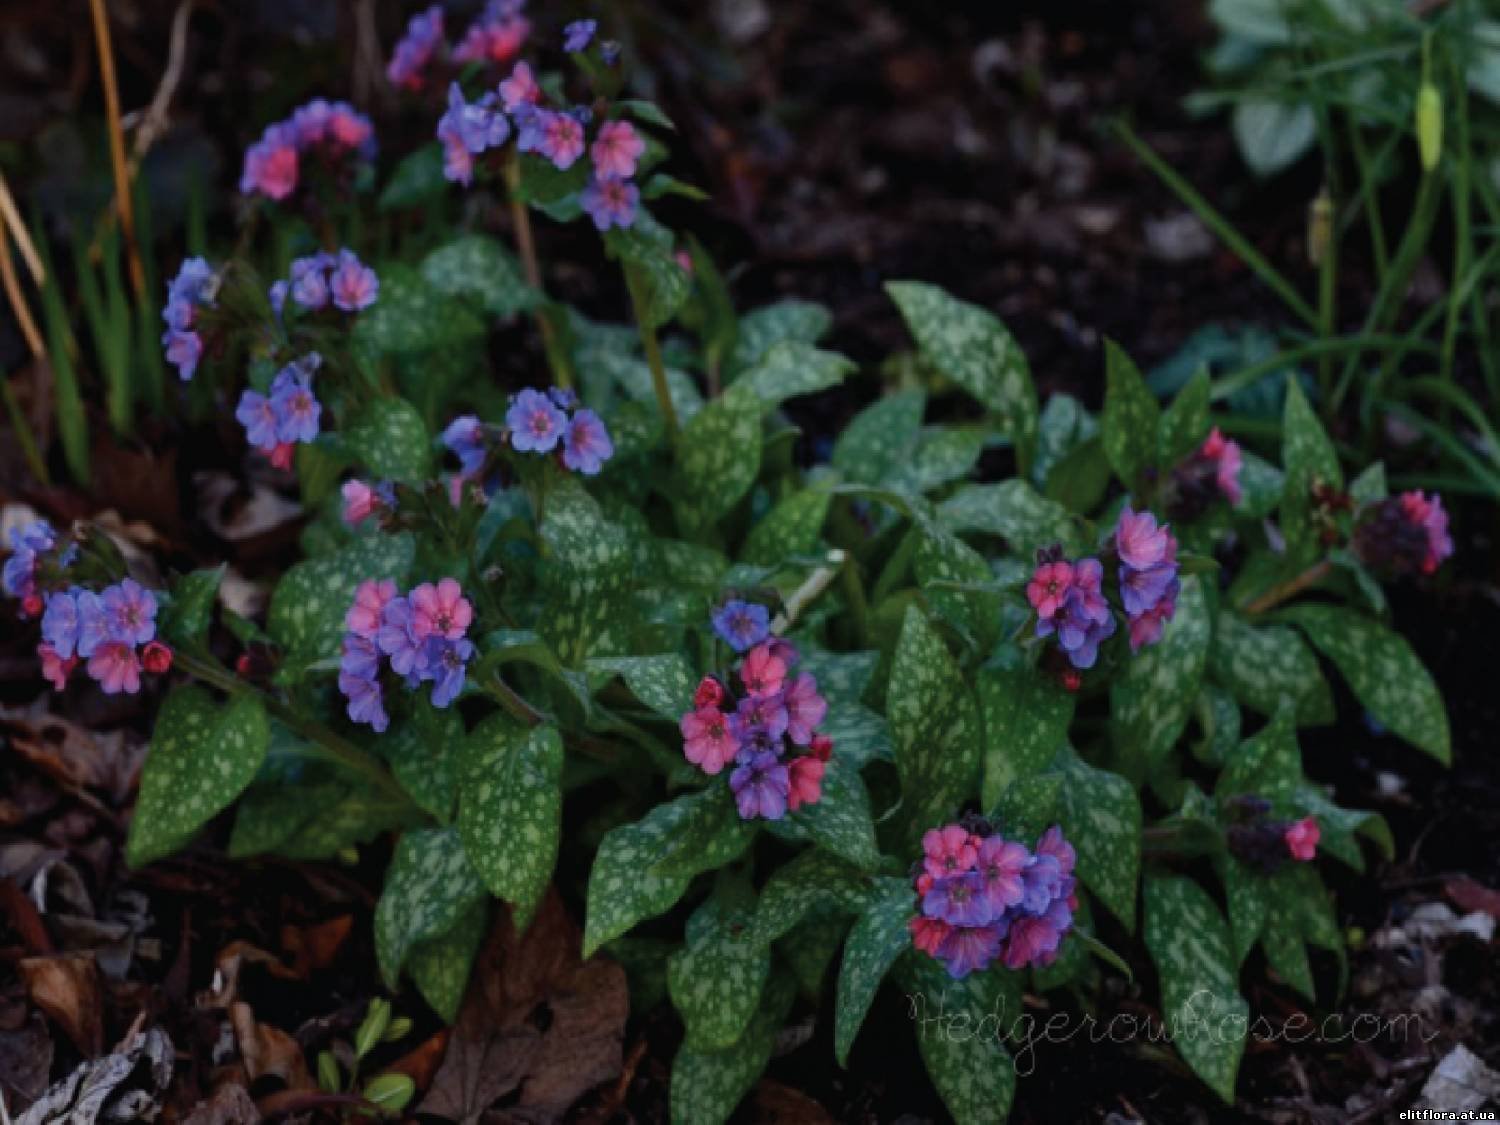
xmin=87 ymin=0 xmax=146 ymax=298
xmin=0 ymin=173 xmax=43 ymax=287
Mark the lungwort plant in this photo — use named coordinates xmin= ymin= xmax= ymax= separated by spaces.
xmin=1 ymin=7 xmax=1456 ymax=1123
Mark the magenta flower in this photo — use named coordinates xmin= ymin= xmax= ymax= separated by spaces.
xmin=101 ymin=579 xmax=157 ymax=647
xmin=909 ymin=916 xmax=953 ymax=956
xmin=1068 ymin=557 xmax=1109 ymax=624
xmin=409 ymin=578 xmax=473 ymax=641
xmin=38 ymin=642 xmax=74 ymax=691
xmin=346 ymin=578 xmax=397 ymax=639
xmin=1000 ymin=901 xmax=1069 ymax=970
xmin=537 ymin=111 xmax=586 ymax=170
xmin=740 ymin=642 xmax=788 ymax=698
xmin=976 ymin=836 xmax=1029 ymax=914
xmin=240 ymin=123 xmax=299 ymax=200
xmin=342 ymin=480 xmax=385 ymax=526
xmin=783 ymin=673 xmax=827 ymax=745
xmin=580 ymin=175 xmax=639 ymax=232
xmin=329 ymin=250 xmax=379 ymax=312
xmin=561 ymin=408 xmax=614 ymax=474
xmin=1026 ymin=560 xmax=1074 ymax=621
xmin=1036 ymin=825 xmax=1076 ymax=875
xmin=786 ymin=756 xmax=825 ymax=812
xmin=591 ymin=120 xmax=645 ymax=180
xmin=498 ymin=61 xmax=541 ymax=110
xmin=680 ymin=706 xmax=740 ymax=775
xmin=88 ymin=642 xmax=142 ymax=695
xmin=922 ymin=825 xmax=978 ymax=880
xmin=1285 ymin=817 xmax=1320 ymax=861
xmin=735 ymin=691 xmax=789 ymax=742
xmin=1400 ymin=491 xmax=1454 ymax=574
xmin=506 ymin=388 xmax=567 ymax=453
xmin=452 ymin=8 xmax=529 ymax=65
xmin=1202 ymin=427 xmax=1243 ymax=505
xmin=729 ymin=750 xmax=790 ymax=820
xmin=1115 ymin=506 xmax=1172 ymax=569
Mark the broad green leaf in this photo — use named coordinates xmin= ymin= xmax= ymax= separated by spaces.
xmin=609 ymin=215 xmax=690 ymax=328
xmin=126 ymin=688 xmax=269 ymax=867
xmin=1051 ymin=748 xmax=1141 ymax=929
xmin=374 ymin=826 xmax=487 ymax=988
xmin=798 ymin=649 xmax=879 ymax=703
xmin=421 ymin=234 xmax=538 ymax=317
xmin=669 ymin=975 xmax=794 ymax=1125
xmin=158 ymin=566 xmax=224 ymax=648
xmin=1348 ymin=461 xmax=1387 ymax=503
xmin=914 ymin=527 xmax=1000 ymax=656
xmin=1280 ymin=379 xmax=1341 ymax=564
xmin=674 ymin=384 xmax=761 ymax=529
xmin=457 ymin=716 xmax=564 ymax=927
xmin=1216 ymin=707 xmax=1300 ymax=805
xmin=539 ymin=481 xmax=634 ymax=665
xmin=834 ymin=877 xmax=913 ymax=1064
xmin=729 ymin=299 xmax=832 ymax=375
xmin=739 ymin=341 xmax=853 ymax=410
xmin=791 ymin=757 xmax=880 ymax=871
xmin=937 ymin=481 xmax=1081 ymax=555
xmin=1111 ymin=576 xmax=1213 ymax=766
xmin=749 ymin=851 xmax=870 ymax=946
xmin=1102 ymin=340 xmax=1161 ymax=486
xmin=897 ymin=952 xmax=1018 ymax=1125
xmin=1033 ymin=392 xmax=1098 ymax=485
xmin=742 ymin=488 xmax=832 ymax=566
xmin=668 ymin=897 xmax=770 ymax=1050
xmin=1279 ymin=604 xmax=1449 ymax=762
xmin=408 ymin=897 xmax=487 ymax=1022
xmin=832 ymin=391 xmax=926 ymax=485
xmin=988 ymin=772 xmax=1064 ymax=842
xmin=1192 ymin=684 xmax=1242 ymax=766
xmin=781 ymin=911 xmax=851 ymax=997
xmin=1217 ymin=856 xmax=1269 ymax=966
xmin=886 ymin=281 xmax=1038 ymax=471
xmin=588 ymin=653 xmax=696 ymax=720
xmin=1143 ymin=874 xmax=1248 ymax=1103
xmin=885 ymin=427 xmax=985 ymax=494
xmin=1237 ymin=450 xmax=1286 ymax=520
xmin=344 ymin=398 xmax=430 ymax=483
xmin=976 ymin=665 xmax=1074 ymax=807
xmin=819 ymin=703 xmax=892 ymax=769
xmin=379 ymin=144 xmax=446 ymax=211
xmin=230 ymin=773 xmax=419 ymax=860
xmin=1233 ymin=100 xmax=1318 ymax=177
xmin=1210 ymin=610 xmax=1334 ymax=725
xmin=648 ymin=785 xmax=756 ymax=878
xmin=887 ymin=608 xmax=982 ymax=842
xmin=1158 ymin=368 xmax=1211 ymax=464
xmin=268 ymin=533 xmax=414 ymax=668
xmin=352 ymin=265 xmax=484 ymax=361
xmin=517 ymin=151 xmax=590 ymax=205
xmin=383 ymin=705 xmax=461 ymax=821
xmin=1043 ymin=436 xmax=1113 ymax=515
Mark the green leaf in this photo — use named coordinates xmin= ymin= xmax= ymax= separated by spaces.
xmin=648 ymin=785 xmax=756 ymax=878
xmin=668 ymin=897 xmax=770 ymax=1050
xmin=742 ymin=488 xmax=832 ymax=566
xmin=363 ymin=1073 xmax=416 ymax=1112
xmin=158 ymin=566 xmax=224 ymax=648
xmin=619 ymin=98 xmax=677 ymax=130
xmin=673 ymin=384 xmax=761 ymax=529
xmin=884 ymin=428 xmax=985 ymax=494
xmin=374 ymin=826 xmax=487 ymax=989
xmin=353 ymin=265 xmax=484 ymax=361
xmin=669 ymin=975 xmax=794 ymax=1125
xmin=344 ymin=398 xmax=431 ymax=483
xmin=887 ymin=608 xmax=982 ymax=842
xmin=457 ymin=717 xmax=564 ymax=927
xmin=1210 ymin=610 xmax=1334 ymax=725
xmin=1111 ymin=576 xmax=1213 ymax=766
xmin=1102 ymin=340 xmax=1161 ymax=487
xmin=739 ymin=341 xmax=853 ymax=410
xmin=1043 ymin=436 xmax=1112 ymax=514
xmin=729 ymin=299 xmax=832 ymax=375
xmin=407 ymin=896 xmax=487 ymax=1022
xmin=643 ymin=173 xmax=708 ymax=201
xmin=421 ymin=234 xmax=538 ymax=317
xmin=834 ymin=877 xmax=913 ymax=1065
xmin=267 ymin=533 xmax=415 ymax=669
xmin=818 ymin=703 xmax=892 ymax=769
xmin=1052 ymin=747 xmax=1142 ymax=930
xmin=749 ymin=851 xmax=870 ymax=946
xmin=1280 ymin=379 xmax=1341 ymax=564
xmin=798 ymin=649 xmax=879 ymax=703
xmin=517 ymin=151 xmax=591 ymax=206
xmin=539 ymin=481 xmax=634 ymax=665
xmin=976 ymin=665 xmax=1074 ymax=807
xmin=832 ymin=391 xmax=926 ymax=485
xmin=378 ymin=143 xmax=446 ymax=211
xmin=1233 ymin=100 xmax=1318 ymax=177
xmin=126 ymin=688 xmax=270 ymax=867
xmin=1218 ymin=856 xmax=1269 ymax=966
xmin=1159 ymin=367 xmax=1211 ymax=465
xmin=791 ymin=757 xmax=880 ymax=871
xmin=1237 ymin=451 xmax=1286 ymax=520
xmin=610 ymin=214 xmax=690 ymax=328
xmin=937 ymin=481 xmax=1081 ymax=555
xmin=230 ymin=772 xmax=419 ymax=860
xmin=1143 ymin=874 xmax=1248 ymax=1103
xmin=886 ymin=281 xmax=1038 ymax=472
xmin=588 ymin=654 xmax=696 ymax=720
xmin=1279 ymin=604 xmax=1450 ymax=762
xmin=1348 ymin=461 xmax=1387 ymax=503
xmin=914 ymin=527 xmax=1000 ymax=656
xmin=383 ymin=705 xmax=461 ymax=822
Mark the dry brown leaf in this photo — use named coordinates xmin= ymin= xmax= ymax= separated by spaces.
xmin=420 ymin=891 xmax=628 ymax=1123
xmin=751 ymin=1079 xmax=836 ymax=1124
xmin=230 ymin=1001 xmax=313 ymax=1090
xmin=1444 ymin=876 xmax=1500 ymax=919
xmin=19 ymin=952 xmax=102 ymax=1056
xmin=180 ymin=1082 xmax=260 ymax=1125
xmin=280 ymin=914 xmax=353 ymax=976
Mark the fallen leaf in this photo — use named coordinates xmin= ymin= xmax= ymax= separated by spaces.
xmin=280 ymin=914 xmax=353 ymax=976
xmin=19 ymin=952 xmax=102 ymax=1056
xmin=1444 ymin=876 xmax=1500 ymax=919
xmin=751 ymin=1079 xmax=836 ymax=1124
xmin=14 ymin=1023 xmax=173 ymax=1125
xmin=180 ymin=1082 xmax=260 ymax=1125
xmin=1417 ymin=1044 xmax=1500 ymax=1113
xmin=384 ymin=1028 xmax=451 ymax=1092
xmin=230 ymin=1002 xmax=313 ymax=1090
xmin=0 ymin=1011 xmax=54 ymax=1112
xmin=420 ymin=891 xmax=628 ymax=1123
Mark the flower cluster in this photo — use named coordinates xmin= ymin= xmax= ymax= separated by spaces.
xmin=38 ymin=579 xmax=171 ymax=695
xmin=452 ymin=0 xmax=530 ymax=67
xmin=1114 ymin=507 xmax=1180 ymax=651
xmin=908 ymin=821 xmax=1078 ymax=979
xmin=240 ymin=100 xmax=376 ymax=202
xmin=235 ymin=353 xmax=323 ymax=470
xmin=441 ymin=388 xmax=615 ymax=482
xmin=3 ymin=521 xmax=71 ymax=617
xmin=679 ymin=629 xmax=832 ymax=821
xmin=1170 ymin=426 xmax=1243 ymax=517
xmin=1353 ymin=490 xmax=1453 ymax=577
xmin=339 ymin=577 xmax=476 ymax=731
xmin=387 ymin=5 xmax=445 ymax=91
xmin=160 ymin=258 xmax=218 ymax=382
xmin=269 ymin=249 xmax=379 ymax=317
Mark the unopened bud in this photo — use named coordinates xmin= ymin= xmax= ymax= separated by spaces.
xmin=1416 ymin=84 xmax=1442 ymax=173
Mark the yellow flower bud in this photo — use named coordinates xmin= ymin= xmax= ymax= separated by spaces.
xmin=1416 ymin=84 xmax=1443 ymax=173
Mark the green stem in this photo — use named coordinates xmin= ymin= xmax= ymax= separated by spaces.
xmin=1208 ymin=334 xmax=1434 ymax=404
xmin=1441 ymin=49 xmax=1472 ymax=418
xmin=504 ymin=153 xmax=573 ymax=390
xmin=1315 ymin=190 xmax=1338 ymax=405
xmin=1345 ymin=118 xmax=1391 ymax=280
xmin=0 ymin=374 xmax=49 ymax=484
xmin=623 ymin=262 xmax=679 ymax=441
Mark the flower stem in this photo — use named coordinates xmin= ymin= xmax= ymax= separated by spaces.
xmin=504 ymin=153 xmax=572 ymax=390
xmin=1239 ymin=559 xmax=1333 ymax=617
xmin=773 ymin=550 xmax=848 ymax=633
xmin=623 ymin=262 xmax=679 ymax=442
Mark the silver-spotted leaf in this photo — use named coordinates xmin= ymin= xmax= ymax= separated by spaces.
xmin=977 ymin=665 xmax=1074 ymax=807
xmin=834 ymin=877 xmax=914 ymax=1065
xmin=374 ymin=826 xmax=487 ymax=988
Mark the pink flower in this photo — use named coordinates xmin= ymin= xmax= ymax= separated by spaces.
xmin=1202 ymin=428 xmax=1244 ymax=505
xmin=1399 ymin=491 xmax=1454 ymax=574
xmin=1285 ymin=817 xmax=1320 ymax=862
xmin=909 ymin=916 xmax=952 ymax=956
xmin=740 ymin=642 xmax=788 ymax=698
xmin=88 ymin=642 xmax=142 ymax=695
xmin=327 ymin=104 xmax=373 ymax=153
xmin=268 ymin=442 xmax=296 ymax=471
xmin=680 ymin=706 xmax=740 ymax=775
xmin=787 ymin=756 xmax=825 ymax=811
xmin=539 ymin=112 xmax=585 ymax=170
xmin=38 ymin=643 xmax=75 ymax=691
xmin=693 ymin=676 xmax=724 ymax=709
xmin=240 ymin=125 xmax=300 ymax=200
xmin=1026 ymin=560 xmax=1074 ymax=620
xmin=141 ymin=641 xmax=173 ymax=675
xmin=498 ymin=61 xmax=541 ymax=110
xmin=1036 ymin=825 xmax=1076 ymax=875
xmin=329 ymin=250 xmax=379 ymax=312
xmin=346 ymin=578 xmax=397 ymax=638
xmin=1115 ymin=506 xmax=1172 ymax=569
xmin=921 ymin=825 xmax=978 ymax=880
xmin=409 ymin=577 xmax=473 ymax=640
xmin=783 ymin=673 xmax=827 ymax=746
xmin=809 ymin=733 xmax=833 ymax=761
xmin=342 ymin=480 xmax=380 ymax=525
xmin=591 ymin=120 xmax=645 ymax=180
xmin=1127 ymin=597 xmax=1176 ymax=651
xmin=976 ymin=836 xmax=1029 ymax=913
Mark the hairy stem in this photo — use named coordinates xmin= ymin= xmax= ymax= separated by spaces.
xmin=623 ymin=262 xmax=679 ymax=441
xmin=504 ymin=153 xmax=573 ymax=389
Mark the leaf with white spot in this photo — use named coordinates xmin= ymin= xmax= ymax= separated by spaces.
xmin=668 ymin=975 xmax=794 ymax=1125
xmin=1143 ymin=874 xmax=1248 ymax=1103
xmin=887 ymin=607 xmax=982 ymax=844
xmin=648 ymin=785 xmax=756 ymax=878
xmin=383 ymin=704 xmax=461 ymax=822
xmin=539 ymin=480 xmax=634 ymax=665
xmin=1111 ymin=576 xmax=1212 ymax=767
xmin=668 ymin=897 xmax=770 ymax=1050
xmin=1051 ymin=747 xmax=1142 ymax=930
xmin=588 ymin=654 xmax=696 ymax=720
xmin=673 ymin=384 xmax=761 ymax=530
xmin=834 ymin=877 xmax=913 ymax=1065
xmin=884 ymin=427 xmax=985 ymax=494
xmin=914 ymin=526 xmax=1001 ymax=656
xmin=1210 ymin=610 xmax=1334 ymax=725
xmin=976 ymin=665 xmax=1074 ymax=807
xmin=749 ymin=851 xmax=870 ymax=947
xmin=791 ymin=757 xmax=880 ymax=871
xmin=352 ymin=265 xmax=485 ymax=362
xmin=1280 ymin=379 xmax=1342 ymax=564
xmin=797 ymin=649 xmax=879 ymax=703
xmin=886 ymin=281 xmax=1038 ymax=472
xmin=421 ymin=234 xmax=538 ymax=318
xmin=457 ymin=716 xmax=563 ymax=928
xmin=1101 ymin=340 xmax=1161 ymax=488
xmin=818 ymin=703 xmax=892 ymax=768
xmin=374 ymin=826 xmax=488 ymax=989
xmin=126 ymin=687 xmax=270 ymax=867
xmin=741 ymin=488 xmax=832 ymax=567
xmin=1158 ymin=367 xmax=1211 ymax=465
xmin=832 ymin=391 xmax=926 ymax=485
xmin=268 ymin=532 xmax=415 ymax=670
xmin=408 ymin=897 xmax=488 ymax=1022
xmin=937 ymin=480 xmax=1082 ymax=555
xmin=607 ymin=214 xmax=690 ymax=328
xmin=1279 ymin=604 xmax=1450 ymax=762
xmin=1217 ymin=856 xmax=1268 ymax=966
xmin=739 ymin=341 xmax=853 ymax=410
xmin=343 ymin=398 xmax=431 ymax=483
xmin=729 ymin=299 xmax=832 ymax=375
xmin=158 ymin=566 xmax=224 ymax=648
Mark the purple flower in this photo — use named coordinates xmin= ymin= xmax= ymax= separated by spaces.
xmin=1057 ymin=604 xmax=1116 ymax=670
xmin=783 ymin=674 xmax=826 ymax=746
xmin=387 ymin=5 xmax=444 ymax=91
xmin=1068 ymin=557 xmax=1109 ymax=625
xmin=161 ymin=258 xmax=216 ymax=380
xmin=498 ymin=62 xmax=540 ymax=110
xmin=240 ymin=122 xmax=300 ymax=200
xmin=268 ymin=280 xmax=289 ymax=318
xmin=936 ymin=923 xmax=1005 ymax=979
xmin=1019 ymin=853 xmax=1065 ymax=914
xmin=563 ymin=18 xmax=597 ymax=51
xmin=236 ymin=390 xmax=279 ymax=452
xmin=424 ymin=636 xmax=474 ymax=707
xmin=340 ymin=631 xmax=382 ymax=681
xmin=162 ymin=329 xmax=203 ymax=382
xmin=976 ymin=836 xmax=1029 ymax=914
xmin=1115 ymin=506 xmax=1172 ymax=569
xmin=1001 ymin=898 xmax=1072 ymax=970
xmin=167 ymin=257 xmax=215 ymax=307
xmin=735 ymin=691 xmax=789 ymax=742
xmin=75 ymin=590 xmax=109 ymax=658
xmin=270 ymin=355 xmax=322 ymax=445
xmin=329 ymin=250 xmax=379 ymax=312
xmin=506 ymin=388 xmax=567 ymax=453
xmin=288 ymin=253 xmax=333 ymax=309
xmin=561 ymin=408 xmax=614 ymax=474
xmin=40 ymin=591 xmax=80 ymax=660
xmin=442 ymin=415 xmax=489 ymax=475
xmin=535 ymin=110 xmax=585 ymax=170
xmin=711 ymin=600 xmax=770 ymax=653
xmin=1120 ymin=561 xmax=1177 ymax=617
xmin=730 ymin=750 xmax=790 ymax=820
xmin=101 ymin=578 xmax=157 ymax=647
xmin=579 ymin=175 xmax=639 ymax=231
xmin=922 ymin=872 xmax=993 ymax=928
xmin=340 ymin=670 xmax=389 ymax=732
xmin=377 ymin=596 xmax=425 ymax=678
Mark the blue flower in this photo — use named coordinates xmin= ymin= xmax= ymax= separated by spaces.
xmin=711 ymin=600 xmax=770 ymax=653
xmin=506 ymin=388 xmax=567 ymax=453
xmin=424 ymin=635 xmax=474 ymax=707
xmin=563 ymin=18 xmax=597 ymax=52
